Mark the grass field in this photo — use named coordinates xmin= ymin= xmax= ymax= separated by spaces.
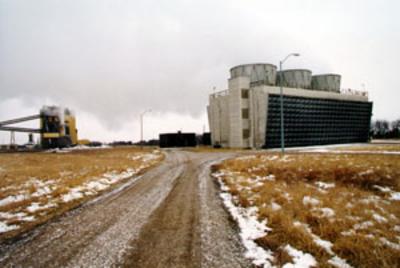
xmin=212 ymin=146 xmax=400 ymax=267
xmin=0 ymin=146 xmax=163 ymax=241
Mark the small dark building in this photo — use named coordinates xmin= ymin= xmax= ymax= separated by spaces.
xmin=159 ymin=132 xmax=197 ymax=148
xmin=201 ymin=132 xmax=211 ymax=145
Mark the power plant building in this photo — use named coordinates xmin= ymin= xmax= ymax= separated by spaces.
xmin=207 ymin=63 xmax=373 ymax=148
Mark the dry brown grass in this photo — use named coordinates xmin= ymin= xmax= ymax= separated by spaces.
xmin=213 ymin=152 xmax=400 ymax=267
xmin=0 ymin=146 xmax=163 ymax=241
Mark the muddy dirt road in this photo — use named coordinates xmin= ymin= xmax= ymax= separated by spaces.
xmin=0 ymin=151 xmax=251 ymax=267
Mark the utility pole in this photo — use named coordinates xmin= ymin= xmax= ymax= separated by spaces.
xmin=279 ymin=53 xmax=300 ymax=154
xmin=140 ymin=109 xmax=151 ymax=149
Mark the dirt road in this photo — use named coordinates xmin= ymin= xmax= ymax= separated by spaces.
xmin=0 ymin=151 xmax=251 ymax=267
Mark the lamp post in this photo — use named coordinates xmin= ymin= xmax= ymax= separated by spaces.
xmin=140 ymin=109 xmax=151 ymax=149
xmin=279 ymin=53 xmax=300 ymax=154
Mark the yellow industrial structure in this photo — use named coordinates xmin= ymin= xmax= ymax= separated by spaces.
xmin=0 ymin=106 xmax=78 ymax=149
xmin=40 ymin=106 xmax=78 ymax=148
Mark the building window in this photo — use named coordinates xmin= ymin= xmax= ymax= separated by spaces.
xmin=241 ymin=89 xmax=249 ymax=98
xmin=243 ymin=129 xmax=250 ymax=139
xmin=242 ymin=108 xmax=249 ymax=119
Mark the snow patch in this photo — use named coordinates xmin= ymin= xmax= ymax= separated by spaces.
xmin=313 ymin=207 xmax=335 ymax=218
xmin=354 ymin=221 xmax=374 ymax=230
xmin=380 ymin=237 xmax=400 ymax=251
xmin=390 ymin=192 xmax=400 ymax=201
xmin=294 ymin=221 xmax=352 ymax=267
xmin=236 ymin=155 xmax=257 ymax=161
xmin=372 ymin=213 xmax=388 ymax=223
xmin=359 ymin=169 xmax=374 ymax=176
xmin=373 ymin=185 xmax=392 ymax=193
xmin=271 ymin=202 xmax=282 ymax=211
xmin=47 ymin=144 xmax=111 ymax=153
xmin=283 ymin=244 xmax=317 ymax=268
xmin=371 ymin=185 xmax=400 ymax=201
xmin=302 ymin=196 xmax=320 ymax=206
xmin=62 ymin=188 xmax=84 ymax=202
xmin=216 ymin=177 xmax=274 ymax=267
xmin=0 ymin=194 xmax=26 ymax=207
xmin=328 ymin=256 xmax=353 ymax=268
xmin=26 ymin=202 xmax=56 ymax=213
xmin=0 ymin=222 xmax=19 ymax=233
xmin=315 ymin=181 xmax=335 ymax=190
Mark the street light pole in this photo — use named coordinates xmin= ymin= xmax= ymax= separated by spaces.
xmin=279 ymin=53 xmax=300 ymax=154
xmin=140 ymin=109 xmax=151 ymax=149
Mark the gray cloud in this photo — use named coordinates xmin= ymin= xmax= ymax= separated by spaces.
xmin=1 ymin=0 xmax=399 ymax=142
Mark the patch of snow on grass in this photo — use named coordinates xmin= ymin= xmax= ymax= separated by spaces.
xmin=279 ymin=155 xmax=292 ymax=162
xmin=264 ymin=155 xmax=279 ymax=161
xmin=294 ymin=221 xmax=353 ymax=267
xmin=328 ymin=256 xmax=353 ymax=268
xmin=373 ymin=185 xmax=392 ymax=193
xmin=216 ymin=177 xmax=274 ymax=267
xmin=354 ymin=221 xmax=374 ymax=230
xmin=62 ymin=188 xmax=84 ymax=202
xmin=372 ymin=213 xmax=388 ymax=223
xmin=390 ymin=192 xmax=400 ymax=201
xmin=359 ymin=169 xmax=374 ymax=176
xmin=341 ymin=230 xmax=355 ymax=236
xmin=236 ymin=155 xmax=257 ymax=161
xmin=360 ymin=196 xmax=382 ymax=205
xmin=0 ymin=194 xmax=26 ymax=207
xmin=282 ymin=192 xmax=292 ymax=202
xmin=371 ymin=184 xmax=400 ymax=201
xmin=60 ymin=165 xmax=147 ymax=203
xmin=140 ymin=153 xmax=160 ymax=162
xmin=26 ymin=202 xmax=56 ymax=213
xmin=31 ymin=186 xmax=52 ymax=197
xmin=21 ymin=215 xmax=35 ymax=221
xmin=271 ymin=202 xmax=281 ymax=211
xmin=0 ymin=222 xmax=19 ymax=233
xmin=283 ymin=244 xmax=317 ymax=268
xmin=47 ymin=144 xmax=111 ymax=153
xmin=86 ymin=181 xmax=109 ymax=191
xmin=314 ymin=207 xmax=335 ymax=218
xmin=266 ymin=174 xmax=275 ymax=181
xmin=315 ymin=181 xmax=335 ymax=190
xmin=380 ymin=237 xmax=400 ymax=251
xmin=302 ymin=196 xmax=320 ymax=206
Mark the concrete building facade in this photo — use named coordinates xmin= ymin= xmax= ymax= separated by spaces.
xmin=207 ymin=63 xmax=373 ymax=149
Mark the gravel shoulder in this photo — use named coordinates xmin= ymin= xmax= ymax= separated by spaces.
xmin=0 ymin=150 xmax=251 ymax=267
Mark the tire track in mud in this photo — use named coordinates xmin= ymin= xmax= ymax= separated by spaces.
xmin=121 ymin=153 xmax=251 ymax=268
xmin=120 ymin=156 xmax=204 ymax=268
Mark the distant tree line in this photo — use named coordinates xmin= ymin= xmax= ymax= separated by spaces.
xmin=370 ymin=119 xmax=400 ymax=139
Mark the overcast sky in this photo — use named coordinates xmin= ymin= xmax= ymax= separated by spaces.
xmin=1 ymin=0 xmax=399 ymax=143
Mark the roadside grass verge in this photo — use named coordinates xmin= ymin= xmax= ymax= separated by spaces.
xmin=0 ymin=147 xmax=164 ymax=241
xmin=212 ymin=151 xmax=400 ymax=267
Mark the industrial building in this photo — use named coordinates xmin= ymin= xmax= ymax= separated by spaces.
xmin=0 ymin=106 xmax=78 ymax=149
xmin=159 ymin=132 xmax=197 ymax=148
xmin=207 ymin=63 xmax=373 ymax=148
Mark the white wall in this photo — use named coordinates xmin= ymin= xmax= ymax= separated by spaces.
xmin=227 ymin=76 xmax=250 ymax=148
xmin=208 ymin=79 xmax=370 ymax=149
